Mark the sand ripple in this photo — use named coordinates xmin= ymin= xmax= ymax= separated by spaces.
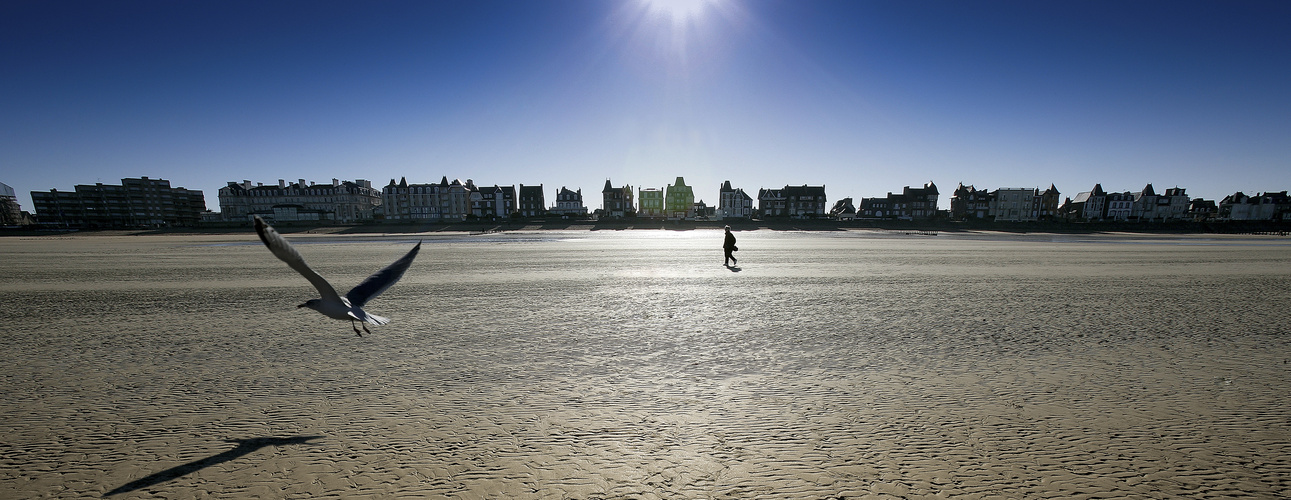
xmin=1 ymin=231 xmax=1289 ymax=498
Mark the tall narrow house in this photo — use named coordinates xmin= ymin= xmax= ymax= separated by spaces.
xmin=665 ymin=177 xmax=695 ymax=220
xmin=601 ymin=179 xmax=634 ymax=219
xmin=518 ymin=184 xmax=545 ymax=218
xmin=718 ymin=180 xmax=753 ymax=219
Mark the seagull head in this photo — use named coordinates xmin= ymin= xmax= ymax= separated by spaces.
xmin=298 ymin=298 xmax=321 ymax=310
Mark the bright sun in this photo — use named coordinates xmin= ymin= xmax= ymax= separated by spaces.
xmin=643 ymin=0 xmax=713 ymax=26
xmin=618 ymin=0 xmax=738 ymax=70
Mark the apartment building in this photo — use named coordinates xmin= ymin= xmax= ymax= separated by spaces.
xmin=220 ymin=178 xmax=379 ymax=222
xmin=32 ymin=176 xmax=206 ymax=228
xmin=380 ymin=177 xmax=473 ymax=222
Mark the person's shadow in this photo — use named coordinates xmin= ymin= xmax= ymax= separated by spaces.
xmin=725 ymin=265 xmax=742 ymax=272
xmin=105 ymin=435 xmax=323 ymax=496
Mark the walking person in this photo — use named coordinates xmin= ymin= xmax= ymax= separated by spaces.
xmin=723 ymin=225 xmax=738 ymax=267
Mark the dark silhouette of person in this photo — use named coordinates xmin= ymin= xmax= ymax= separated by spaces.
xmin=723 ymin=225 xmax=738 ymax=267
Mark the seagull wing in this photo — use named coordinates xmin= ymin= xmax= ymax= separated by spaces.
xmin=254 ymin=216 xmax=341 ymax=301
xmin=346 ymin=241 xmax=421 ymax=308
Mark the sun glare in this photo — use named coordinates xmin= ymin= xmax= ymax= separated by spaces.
xmin=644 ymin=0 xmax=712 ymax=26
xmin=626 ymin=0 xmax=735 ymax=64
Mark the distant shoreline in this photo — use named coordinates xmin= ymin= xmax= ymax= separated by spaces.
xmin=4 ymin=218 xmax=1288 ymax=237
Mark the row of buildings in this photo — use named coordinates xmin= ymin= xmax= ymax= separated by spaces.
xmin=946 ymin=183 xmax=1291 ymax=223
xmin=378 ymin=176 xmax=764 ymax=223
xmin=11 ymin=176 xmax=1291 ymax=228
xmin=222 ymin=175 xmax=813 ymax=224
xmin=217 ymin=176 xmax=1288 ymax=224
xmin=829 ymin=182 xmax=943 ymax=221
xmin=22 ymin=177 xmax=207 ymax=228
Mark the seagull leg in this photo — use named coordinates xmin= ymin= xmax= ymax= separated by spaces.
xmin=361 ymin=323 xmax=372 ymax=335
xmin=351 ymin=319 xmax=363 ymax=337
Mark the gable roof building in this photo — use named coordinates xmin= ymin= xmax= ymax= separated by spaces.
xmin=1132 ymin=184 xmax=1190 ymax=221
xmin=858 ymin=182 xmax=937 ymax=220
xmin=718 ymin=180 xmax=753 ymax=219
xmin=665 ymin=177 xmax=695 ymax=220
xmin=951 ymin=183 xmax=992 ymax=220
xmin=551 ymin=186 xmax=588 ymax=217
xmin=1060 ymin=183 xmax=1107 ymax=220
xmin=601 ymin=179 xmax=634 ymax=219
xmin=472 ymin=184 xmax=516 ymax=219
xmin=759 ymin=184 xmax=827 ymax=218
xmin=1039 ymin=184 xmax=1061 ymax=220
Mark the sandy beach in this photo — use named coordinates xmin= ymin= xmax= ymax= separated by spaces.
xmin=1 ymin=229 xmax=1289 ymax=499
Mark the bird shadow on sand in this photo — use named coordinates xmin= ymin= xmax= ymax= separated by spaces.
xmin=104 ymin=435 xmax=323 ymax=497
xmin=725 ymin=265 xmax=742 ymax=272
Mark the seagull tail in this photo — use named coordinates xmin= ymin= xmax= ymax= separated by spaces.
xmin=364 ymin=313 xmax=390 ymax=326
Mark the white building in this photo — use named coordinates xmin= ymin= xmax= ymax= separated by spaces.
xmin=718 ymin=180 xmax=753 ymax=219
xmin=1062 ymin=184 xmax=1107 ymax=220
xmin=1105 ymin=191 xmax=1134 ymax=221
xmin=551 ymin=186 xmax=587 ymax=217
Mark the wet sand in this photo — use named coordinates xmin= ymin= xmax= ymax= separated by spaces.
xmin=1 ymin=229 xmax=1289 ymax=499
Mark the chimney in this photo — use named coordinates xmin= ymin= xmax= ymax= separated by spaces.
xmin=332 ymin=178 xmax=340 ymax=187
xmin=299 ymin=179 xmax=306 ymax=188
xmin=279 ymin=179 xmax=286 ymax=189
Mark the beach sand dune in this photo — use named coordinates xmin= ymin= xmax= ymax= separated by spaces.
xmin=1 ymin=230 xmax=1289 ymax=498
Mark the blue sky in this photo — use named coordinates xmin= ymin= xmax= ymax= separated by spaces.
xmin=3 ymin=0 xmax=1289 ymax=213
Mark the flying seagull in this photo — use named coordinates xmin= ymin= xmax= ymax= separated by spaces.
xmin=254 ymin=216 xmax=421 ymax=336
